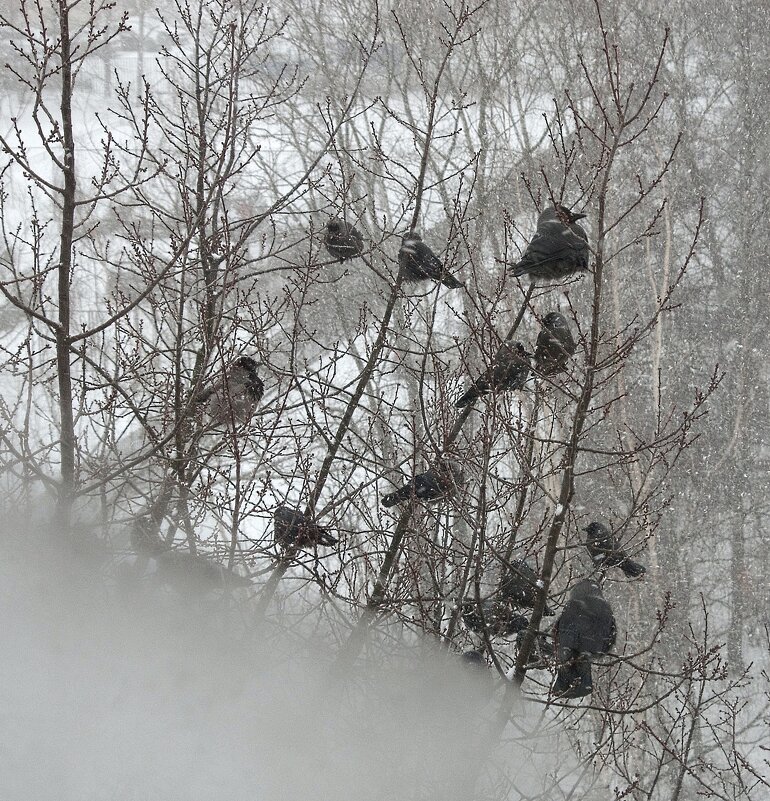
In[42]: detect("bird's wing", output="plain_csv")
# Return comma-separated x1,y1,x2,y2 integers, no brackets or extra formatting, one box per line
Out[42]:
582,602,615,653
554,604,588,650
415,470,449,499
520,225,588,267
416,242,444,277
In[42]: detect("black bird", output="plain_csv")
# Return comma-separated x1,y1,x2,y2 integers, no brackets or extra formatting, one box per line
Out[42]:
534,312,577,376
458,649,495,695
460,649,487,669
552,579,616,699
500,559,554,615
398,231,463,289
509,204,589,281
455,341,530,408
381,458,464,508
515,628,556,669
462,599,529,637
131,518,252,590
584,521,646,578
194,356,263,426
324,218,364,262
273,505,338,548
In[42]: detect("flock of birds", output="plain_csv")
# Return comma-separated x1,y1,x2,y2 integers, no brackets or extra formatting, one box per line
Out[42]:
461,522,644,698
131,203,647,700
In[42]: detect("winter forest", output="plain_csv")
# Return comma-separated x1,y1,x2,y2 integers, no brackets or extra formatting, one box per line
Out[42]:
1,0,769,798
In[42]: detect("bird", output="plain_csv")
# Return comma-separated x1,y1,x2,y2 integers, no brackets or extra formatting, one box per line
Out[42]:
154,549,253,590
398,231,463,289
460,649,487,669
273,505,338,548
455,341,530,408
584,521,646,578
324,218,364,262
194,356,263,426
458,650,494,696
534,312,577,375
515,628,555,670
508,204,589,281
462,598,529,637
130,516,168,558
130,518,252,591
381,458,464,508
552,579,616,699
499,559,554,615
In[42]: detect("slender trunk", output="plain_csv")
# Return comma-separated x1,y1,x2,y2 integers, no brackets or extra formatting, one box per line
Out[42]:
56,1,77,528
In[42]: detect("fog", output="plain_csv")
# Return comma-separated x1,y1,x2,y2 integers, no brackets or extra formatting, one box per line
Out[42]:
0,518,566,801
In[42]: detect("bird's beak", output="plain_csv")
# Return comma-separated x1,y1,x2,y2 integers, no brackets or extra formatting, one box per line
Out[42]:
571,212,587,221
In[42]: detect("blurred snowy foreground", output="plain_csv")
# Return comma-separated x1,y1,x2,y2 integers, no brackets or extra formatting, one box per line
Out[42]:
0,514,568,801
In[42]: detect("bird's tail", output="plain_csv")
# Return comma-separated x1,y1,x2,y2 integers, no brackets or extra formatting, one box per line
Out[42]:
553,655,593,699
381,485,413,508
441,273,464,290
455,386,479,409
316,529,338,547
508,262,527,278
621,559,646,578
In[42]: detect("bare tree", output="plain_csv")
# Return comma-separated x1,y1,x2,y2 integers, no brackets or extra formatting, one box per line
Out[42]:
1,0,768,799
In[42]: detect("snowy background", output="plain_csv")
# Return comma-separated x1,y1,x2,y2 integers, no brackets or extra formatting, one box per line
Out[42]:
0,0,768,798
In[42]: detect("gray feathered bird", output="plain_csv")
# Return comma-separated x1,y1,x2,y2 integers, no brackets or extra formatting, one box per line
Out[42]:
131,518,252,591
273,505,338,548
500,559,554,615
398,231,463,289
552,579,616,699
462,598,529,637
381,458,464,508
194,356,263,426
584,521,646,578
509,205,589,281
455,341,530,408
324,218,364,262
534,312,577,375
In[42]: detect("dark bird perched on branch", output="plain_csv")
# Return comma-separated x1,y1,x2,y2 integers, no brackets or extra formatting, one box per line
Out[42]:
515,628,555,670
381,458,464,508
455,341,530,408
508,205,589,281
273,505,338,548
534,312,577,375
460,649,487,668
500,559,554,615
324,218,364,262
194,356,263,426
552,579,616,699
398,231,463,289
130,518,252,591
462,599,529,637
584,521,646,578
